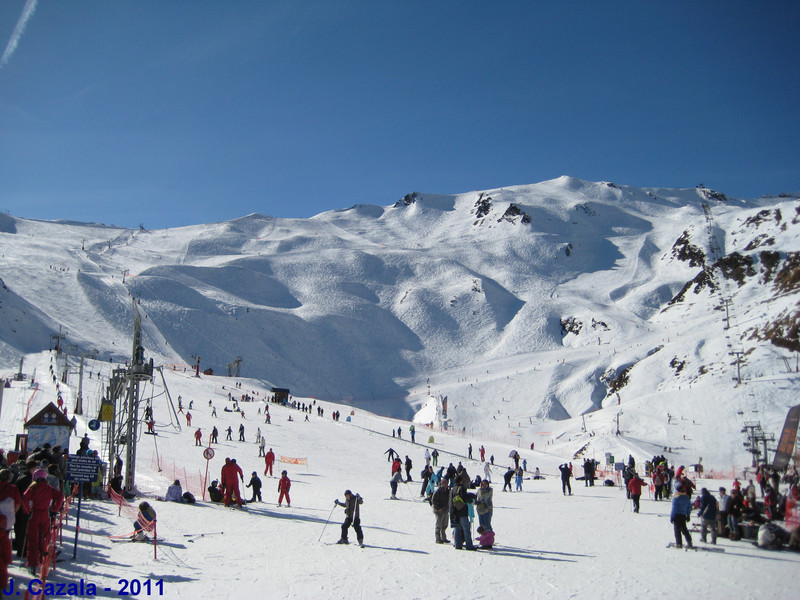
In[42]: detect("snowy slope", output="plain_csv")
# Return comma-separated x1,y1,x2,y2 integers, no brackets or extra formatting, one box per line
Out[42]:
0,177,798,472
1,351,798,599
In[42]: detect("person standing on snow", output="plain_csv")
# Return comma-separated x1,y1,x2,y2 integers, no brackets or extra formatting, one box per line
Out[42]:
390,469,403,499
698,487,718,544
264,448,275,476
225,426,233,441
22,470,64,573
211,426,219,444
627,472,645,513
502,467,515,492
247,472,262,503
194,428,203,446
449,474,476,550
479,445,485,462
221,458,244,507
483,462,492,483
238,424,245,442
670,485,693,548
405,456,413,482
558,463,573,496
334,490,364,546
431,478,450,544
277,470,291,507
424,448,431,466
475,478,493,532
515,466,524,492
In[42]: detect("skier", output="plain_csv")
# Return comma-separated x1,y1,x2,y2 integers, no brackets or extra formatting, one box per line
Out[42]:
221,458,244,507
132,502,156,542
186,411,192,426
247,472,263,503
238,424,245,442
503,467,515,492
211,426,219,444
670,485,693,548
23,470,64,572
334,490,364,546
226,426,233,441
212,406,217,418
264,448,275,476
207,480,224,503
194,428,203,446
390,469,402,499
558,463,573,496
278,470,291,507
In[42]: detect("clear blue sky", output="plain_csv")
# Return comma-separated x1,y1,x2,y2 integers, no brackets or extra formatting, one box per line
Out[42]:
1,1,798,229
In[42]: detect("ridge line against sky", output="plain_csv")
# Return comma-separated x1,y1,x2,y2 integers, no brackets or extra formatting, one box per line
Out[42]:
1,1,798,230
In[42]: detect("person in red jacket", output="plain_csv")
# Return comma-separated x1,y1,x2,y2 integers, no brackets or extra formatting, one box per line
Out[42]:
221,458,244,507
194,428,203,446
264,449,275,477
22,470,63,574
627,473,646,513
278,471,291,507
0,469,24,535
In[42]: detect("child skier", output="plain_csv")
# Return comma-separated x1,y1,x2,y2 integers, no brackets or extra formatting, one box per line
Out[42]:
247,472,263,503
278,470,291,507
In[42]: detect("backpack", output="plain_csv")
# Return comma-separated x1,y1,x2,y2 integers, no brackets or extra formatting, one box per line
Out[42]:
452,495,465,510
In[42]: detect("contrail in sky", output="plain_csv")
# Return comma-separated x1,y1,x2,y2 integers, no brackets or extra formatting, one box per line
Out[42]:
1,0,39,70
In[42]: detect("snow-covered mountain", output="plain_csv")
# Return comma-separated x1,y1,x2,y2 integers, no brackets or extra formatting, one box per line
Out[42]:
1,177,798,469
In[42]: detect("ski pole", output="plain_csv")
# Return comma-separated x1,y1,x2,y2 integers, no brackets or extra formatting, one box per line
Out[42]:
318,503,337,542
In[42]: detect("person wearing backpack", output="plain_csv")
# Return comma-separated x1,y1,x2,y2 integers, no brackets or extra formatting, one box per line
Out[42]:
450,474,476,550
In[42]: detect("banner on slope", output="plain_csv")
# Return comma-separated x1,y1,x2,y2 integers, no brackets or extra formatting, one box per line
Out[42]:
772,404,800,471
280,456,308,465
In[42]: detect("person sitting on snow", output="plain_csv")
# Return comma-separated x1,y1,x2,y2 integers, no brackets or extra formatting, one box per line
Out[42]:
164,479,184,502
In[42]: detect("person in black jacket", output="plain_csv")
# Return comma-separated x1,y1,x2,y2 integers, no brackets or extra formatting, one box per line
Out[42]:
334,490,364,546
247,472,262,503
698,487,718,544
449,475,476,550
431,479,450,544
207,480,224,503
558,463,573,496
503,467,515,492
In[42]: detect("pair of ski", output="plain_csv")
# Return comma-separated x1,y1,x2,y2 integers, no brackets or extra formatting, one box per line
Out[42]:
666,542,724,552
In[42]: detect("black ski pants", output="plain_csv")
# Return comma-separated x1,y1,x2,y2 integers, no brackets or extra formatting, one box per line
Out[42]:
341,516,363,543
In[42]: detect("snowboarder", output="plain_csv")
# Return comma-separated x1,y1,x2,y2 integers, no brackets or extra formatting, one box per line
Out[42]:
278,470,291,506
247,472,263,503
334,490,364,546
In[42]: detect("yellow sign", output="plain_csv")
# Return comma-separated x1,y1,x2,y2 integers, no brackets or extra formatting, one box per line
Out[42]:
100,402,115,422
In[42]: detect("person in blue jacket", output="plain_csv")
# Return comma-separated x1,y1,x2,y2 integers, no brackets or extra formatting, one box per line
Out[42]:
670,485,693,548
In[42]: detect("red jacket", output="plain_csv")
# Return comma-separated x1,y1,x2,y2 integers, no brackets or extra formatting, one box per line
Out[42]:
278,476,291,492
627,476,645,496
23,481,64,514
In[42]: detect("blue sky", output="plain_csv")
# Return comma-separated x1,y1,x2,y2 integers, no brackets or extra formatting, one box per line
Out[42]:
1,1,798,229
